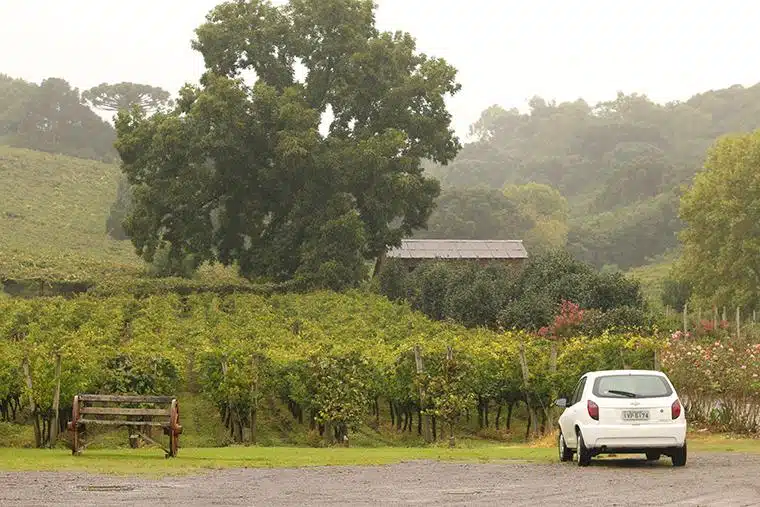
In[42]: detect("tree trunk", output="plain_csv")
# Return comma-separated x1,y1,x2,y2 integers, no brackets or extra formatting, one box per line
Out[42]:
323,420,334,445
506,402,514,430
517,338,540,438
389,401,395,427
414,346,432,443
50,354,62,447
22,356,41,448
495,404,502,430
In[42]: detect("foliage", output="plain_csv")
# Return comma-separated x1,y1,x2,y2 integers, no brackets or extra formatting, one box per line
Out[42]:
428,84,760,269
377,250,647,331
0,291,668,447
661,276,692,313
415,184,569,254
0,75,117,162
679,129,760,310
114,0,461,289
105,175,133,241
663,336,760,433
83,82,173,114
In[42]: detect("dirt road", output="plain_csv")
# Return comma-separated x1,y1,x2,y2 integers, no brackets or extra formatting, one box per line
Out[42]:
2,453,760,506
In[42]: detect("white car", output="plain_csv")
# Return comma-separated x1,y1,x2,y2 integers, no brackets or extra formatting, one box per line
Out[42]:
555,369,687,467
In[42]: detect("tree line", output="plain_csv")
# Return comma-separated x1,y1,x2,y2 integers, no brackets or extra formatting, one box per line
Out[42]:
0,74,171,163
428,86,760,270
375,250,647,332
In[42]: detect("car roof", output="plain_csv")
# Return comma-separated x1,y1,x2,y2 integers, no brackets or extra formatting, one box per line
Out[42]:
582,369,666,379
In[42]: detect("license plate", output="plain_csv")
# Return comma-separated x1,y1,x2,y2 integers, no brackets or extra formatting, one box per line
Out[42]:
622,410,649,421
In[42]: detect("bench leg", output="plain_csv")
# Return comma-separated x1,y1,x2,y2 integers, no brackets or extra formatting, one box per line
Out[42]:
71,425,80,456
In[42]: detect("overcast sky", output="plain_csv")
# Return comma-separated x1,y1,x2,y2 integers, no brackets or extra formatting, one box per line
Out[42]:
3,0,760,139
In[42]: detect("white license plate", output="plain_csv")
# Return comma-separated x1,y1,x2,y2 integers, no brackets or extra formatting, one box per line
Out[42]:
622,410,650,421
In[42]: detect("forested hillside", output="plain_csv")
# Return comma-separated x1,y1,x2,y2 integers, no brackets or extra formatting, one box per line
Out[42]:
426,85,760,270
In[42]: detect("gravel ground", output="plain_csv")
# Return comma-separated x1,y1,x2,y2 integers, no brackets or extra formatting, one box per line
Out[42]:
2,453,760,506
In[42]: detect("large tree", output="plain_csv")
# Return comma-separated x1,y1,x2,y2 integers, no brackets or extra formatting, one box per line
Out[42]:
114,0,461,287
6,77,116,161
679,129,760,309
83,82,172,114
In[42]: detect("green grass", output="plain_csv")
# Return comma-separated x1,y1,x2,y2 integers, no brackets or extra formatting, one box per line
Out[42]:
0,445,556,476
0,145,143,282
0,146,255,289
1,434,759,477
627,252,677,304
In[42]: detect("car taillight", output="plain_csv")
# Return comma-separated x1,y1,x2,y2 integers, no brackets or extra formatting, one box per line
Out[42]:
672,399,682,419
587,400,599,421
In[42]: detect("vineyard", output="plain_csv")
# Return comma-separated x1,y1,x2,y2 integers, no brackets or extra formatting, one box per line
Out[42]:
3,290,755,450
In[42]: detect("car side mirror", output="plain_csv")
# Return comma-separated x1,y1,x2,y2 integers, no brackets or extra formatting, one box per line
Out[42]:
554,398,568,408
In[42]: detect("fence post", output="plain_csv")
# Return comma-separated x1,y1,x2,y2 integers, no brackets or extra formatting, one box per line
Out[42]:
414,345,432,444
653,349,660,371
736,306,741,341
683,302,688,333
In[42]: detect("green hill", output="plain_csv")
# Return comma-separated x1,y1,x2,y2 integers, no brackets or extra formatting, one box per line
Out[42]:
0,146,143,284
0,146,278,295
428,83,760,271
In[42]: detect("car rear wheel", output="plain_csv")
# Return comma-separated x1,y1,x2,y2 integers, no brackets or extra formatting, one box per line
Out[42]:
576,430,591,467
671,442,687,467
558,432,573,462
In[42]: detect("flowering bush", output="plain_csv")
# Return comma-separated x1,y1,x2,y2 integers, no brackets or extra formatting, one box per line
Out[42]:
662,338,760,433
538,300,585,340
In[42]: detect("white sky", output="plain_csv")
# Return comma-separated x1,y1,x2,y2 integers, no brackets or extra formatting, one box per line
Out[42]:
3,0,760,139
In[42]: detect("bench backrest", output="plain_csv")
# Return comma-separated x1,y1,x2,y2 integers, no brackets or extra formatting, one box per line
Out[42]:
73,394,176,422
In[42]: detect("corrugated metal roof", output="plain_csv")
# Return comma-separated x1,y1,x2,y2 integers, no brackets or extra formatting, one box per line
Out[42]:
386,239,528,259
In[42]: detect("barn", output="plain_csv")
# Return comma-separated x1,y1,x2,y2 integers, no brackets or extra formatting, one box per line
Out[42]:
375,239,529,274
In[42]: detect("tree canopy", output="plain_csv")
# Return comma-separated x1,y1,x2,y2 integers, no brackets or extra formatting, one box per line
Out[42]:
679,129,760,309
427,85,760,270
414,183,569,254
376,249,646,331
83,82,173,114
114,0,461,287
0,75,116,162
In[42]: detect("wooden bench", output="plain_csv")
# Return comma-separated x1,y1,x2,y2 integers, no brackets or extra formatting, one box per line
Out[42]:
67,394,182,457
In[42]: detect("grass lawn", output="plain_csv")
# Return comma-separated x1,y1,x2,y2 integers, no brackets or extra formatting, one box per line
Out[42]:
0,445,556,477
1,433,759,477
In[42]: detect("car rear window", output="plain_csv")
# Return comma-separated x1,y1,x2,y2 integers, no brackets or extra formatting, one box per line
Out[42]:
592,374,673,399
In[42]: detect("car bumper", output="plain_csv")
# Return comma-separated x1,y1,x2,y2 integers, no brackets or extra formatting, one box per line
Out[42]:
581,422,687,449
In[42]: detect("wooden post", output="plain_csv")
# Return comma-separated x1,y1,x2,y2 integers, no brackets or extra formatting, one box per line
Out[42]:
653,349,660,371
697,307,702,324
414,346,432,443
50,353,62,447
722,307,727,322
736,306,741,341
517,337,539,438
249,355,258,444
446,346,455,449
713,306,718,329
683,301,688,333
753,309,756,324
